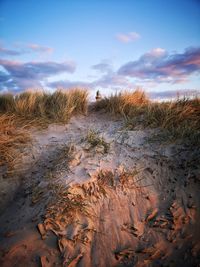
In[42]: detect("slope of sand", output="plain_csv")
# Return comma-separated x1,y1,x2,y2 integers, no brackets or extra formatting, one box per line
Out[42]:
0,111,200,267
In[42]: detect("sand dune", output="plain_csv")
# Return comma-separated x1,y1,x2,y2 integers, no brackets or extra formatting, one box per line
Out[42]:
0,111,200,267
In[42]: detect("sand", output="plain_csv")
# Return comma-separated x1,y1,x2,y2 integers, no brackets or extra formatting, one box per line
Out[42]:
0,111,200,267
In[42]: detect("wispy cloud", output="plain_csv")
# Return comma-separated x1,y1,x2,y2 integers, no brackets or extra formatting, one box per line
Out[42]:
26,43,54,53
91,72,132,89
90,61,132,88
48,69,132,91
48,47,200,94
149,89,199,100
47,80,90,89
116,32,141,43
0,43,54,58
0,45,23,56
1,46,200,95
91,62,112,73
0,59,76,91
118,47,200,83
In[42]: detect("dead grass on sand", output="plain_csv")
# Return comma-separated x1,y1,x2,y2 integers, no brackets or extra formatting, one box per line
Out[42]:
0,114,30,169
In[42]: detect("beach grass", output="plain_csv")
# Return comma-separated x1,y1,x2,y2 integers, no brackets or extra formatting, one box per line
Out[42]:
0,88,88,169
93,90,200,143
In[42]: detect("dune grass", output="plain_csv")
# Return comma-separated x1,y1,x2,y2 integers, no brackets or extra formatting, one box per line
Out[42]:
93,90,200,144
93,89,149,116
0,93,15,113
0,114,30,169
1,87,199,170
0,88,88,169
140,97,200,143
0,88,88,123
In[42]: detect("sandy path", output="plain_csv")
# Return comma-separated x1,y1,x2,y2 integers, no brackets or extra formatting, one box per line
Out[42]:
0,111,200,267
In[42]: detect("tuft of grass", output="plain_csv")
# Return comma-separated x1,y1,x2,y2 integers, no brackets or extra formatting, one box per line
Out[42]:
85,129,110,153
140,97,200,143
14,91,49,119
0,114,30,169
0,88,88,123
0,93,15,113
94,90,200,144
45,89,88,122
93,89,149,118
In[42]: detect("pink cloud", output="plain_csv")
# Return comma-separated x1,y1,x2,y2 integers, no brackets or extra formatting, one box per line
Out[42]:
0,58,76,91
27,43,54,53
116,32,141,43
118,46,200,83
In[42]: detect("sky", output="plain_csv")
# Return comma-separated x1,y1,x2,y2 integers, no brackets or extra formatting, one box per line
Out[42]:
0,0,200,99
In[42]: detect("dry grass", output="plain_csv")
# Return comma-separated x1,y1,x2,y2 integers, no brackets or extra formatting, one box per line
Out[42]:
97,169,114,187
0,88,88,170
0,88,88,123
85,129,110,153
140,97,200,143
129,97,200,144
93,89,149,117
94,90,200,144
0,93,15,113
45,89,88,122
0,114,30,169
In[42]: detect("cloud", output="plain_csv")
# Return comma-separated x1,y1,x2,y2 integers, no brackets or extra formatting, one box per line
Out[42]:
26,43,54,53
48,72,133,91
149,89,199,100
0,59,76,91
91,72,132,89
47,59,133,91
116,32,141,43
47,80,90,89
118,47,200,83
0,45,23,56
91,62,112,73
90,60,133,88
0,43,54,58
2,46,200,94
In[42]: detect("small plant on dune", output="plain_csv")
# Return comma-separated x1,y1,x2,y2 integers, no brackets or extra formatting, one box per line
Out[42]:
85,129,110,153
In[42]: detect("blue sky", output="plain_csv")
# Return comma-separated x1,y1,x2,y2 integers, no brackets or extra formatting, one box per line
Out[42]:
0,0,200,99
